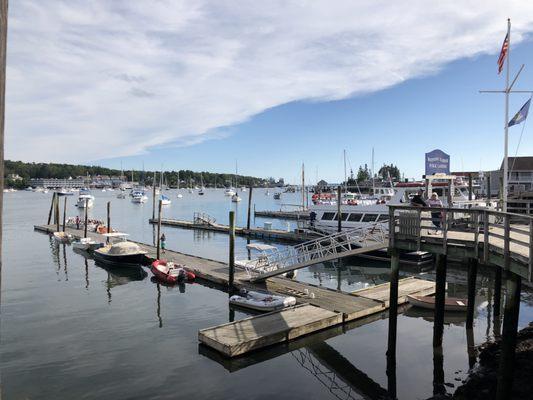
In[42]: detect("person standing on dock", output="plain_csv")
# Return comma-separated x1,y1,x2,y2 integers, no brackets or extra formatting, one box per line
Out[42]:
75,215,80,230
427,193,443,234
160,233,166,254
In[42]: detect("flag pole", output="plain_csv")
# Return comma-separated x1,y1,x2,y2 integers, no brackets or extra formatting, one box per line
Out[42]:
503,18,511,212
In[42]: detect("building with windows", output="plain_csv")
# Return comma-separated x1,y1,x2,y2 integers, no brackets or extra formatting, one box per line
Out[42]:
488,156,533,196
29,177,86,188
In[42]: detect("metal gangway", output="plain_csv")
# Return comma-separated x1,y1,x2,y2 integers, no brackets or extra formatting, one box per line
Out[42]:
193,212,216,226
246,222,388,282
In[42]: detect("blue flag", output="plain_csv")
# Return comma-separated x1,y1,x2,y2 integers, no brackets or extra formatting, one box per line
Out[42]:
508,99,531,127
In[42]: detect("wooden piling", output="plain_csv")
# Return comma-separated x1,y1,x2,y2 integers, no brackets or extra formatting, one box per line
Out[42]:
466,258,478,329
337,186,342,233
55,195,60,232
466,328,476,369
228,211,235,292
494,268,502,317
433,345,445,396
468,173,473,201
47,192,56,225
62,196,67,231
106,201,111,243
387,248,400,357
486,172,491,206
496,272,522,400
246,187,253,230
156,200,162,260
83,198,88,238
152,176,157,221
433,254,447,347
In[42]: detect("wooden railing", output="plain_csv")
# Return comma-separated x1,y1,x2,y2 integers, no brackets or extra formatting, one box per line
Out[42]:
388,205,532,282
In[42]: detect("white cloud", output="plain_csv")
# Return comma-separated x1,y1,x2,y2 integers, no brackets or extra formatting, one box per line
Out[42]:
6,0,533,162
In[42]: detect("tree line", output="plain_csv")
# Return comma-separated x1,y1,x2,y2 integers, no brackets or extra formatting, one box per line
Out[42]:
3,160,274,188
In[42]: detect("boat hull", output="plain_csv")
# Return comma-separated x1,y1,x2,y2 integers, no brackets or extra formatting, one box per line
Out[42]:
93,251,146,268
407,295,467,312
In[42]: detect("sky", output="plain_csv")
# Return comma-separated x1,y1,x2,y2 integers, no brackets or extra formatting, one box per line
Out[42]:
6,1,533,183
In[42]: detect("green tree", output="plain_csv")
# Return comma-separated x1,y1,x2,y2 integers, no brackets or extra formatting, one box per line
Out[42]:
356,164,370,182
378,164,401,181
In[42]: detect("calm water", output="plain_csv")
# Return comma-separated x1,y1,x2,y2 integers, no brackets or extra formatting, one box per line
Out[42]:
2,189,533,400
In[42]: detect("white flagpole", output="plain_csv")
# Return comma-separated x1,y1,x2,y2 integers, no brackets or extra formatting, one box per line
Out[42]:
503,18,511,212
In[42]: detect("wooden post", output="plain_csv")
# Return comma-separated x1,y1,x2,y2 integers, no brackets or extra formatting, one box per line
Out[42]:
55,195,60,232
0,0,7,295
152,177,157,221
496,273,522,400
106,201,111,243
47,192,56,225
468,173,473,201
83,198,88,238
433,254,447,347
62,196,67,232
156,200,162,259
387,248,400,358
228,211,235,292
494,268,502,317
337,185,342,232
466,328,476,369
486,172,491,206
466,258,478,329
246,186,253,230
433,345,445,396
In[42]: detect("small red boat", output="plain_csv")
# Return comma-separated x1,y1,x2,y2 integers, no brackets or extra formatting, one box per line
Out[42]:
151,260,195,284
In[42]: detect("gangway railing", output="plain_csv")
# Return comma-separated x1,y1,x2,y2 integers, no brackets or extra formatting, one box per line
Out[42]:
193,212,216,226
245,222,388,281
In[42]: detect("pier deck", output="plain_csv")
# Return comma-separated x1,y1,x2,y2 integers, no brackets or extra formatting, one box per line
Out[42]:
254,209,309,220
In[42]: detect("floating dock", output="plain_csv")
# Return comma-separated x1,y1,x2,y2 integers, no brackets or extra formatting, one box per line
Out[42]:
148,217,320,242
254,210,309,220
34,224,435,358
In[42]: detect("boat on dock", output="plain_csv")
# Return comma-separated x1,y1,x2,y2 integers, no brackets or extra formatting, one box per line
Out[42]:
229,289,296,312
407,294,467,312
150,260,195,284
93,234,147,267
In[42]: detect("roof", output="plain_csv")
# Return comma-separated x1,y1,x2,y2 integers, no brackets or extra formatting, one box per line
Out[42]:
500,157,533,171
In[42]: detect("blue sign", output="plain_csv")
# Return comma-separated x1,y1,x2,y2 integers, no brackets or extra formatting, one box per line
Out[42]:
425,149,450,175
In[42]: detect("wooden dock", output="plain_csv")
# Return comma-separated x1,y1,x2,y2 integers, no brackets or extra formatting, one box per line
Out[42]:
199,277,435,357
34,223,434,358
148,217,320,243
254,209,310,220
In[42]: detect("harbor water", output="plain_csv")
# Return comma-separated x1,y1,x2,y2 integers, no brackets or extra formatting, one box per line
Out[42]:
2,189,533,399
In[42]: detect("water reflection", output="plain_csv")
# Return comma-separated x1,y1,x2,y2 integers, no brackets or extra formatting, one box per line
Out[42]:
94,261,147,304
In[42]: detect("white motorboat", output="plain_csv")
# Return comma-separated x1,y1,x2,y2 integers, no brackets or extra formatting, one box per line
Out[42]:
231,194,241,202
131,190,148,203
53,231,72,243
229,289,296,312
76,189,95,208
177,193,183,198
407,294,467,312
241,187,247,192
72,237,104,252
93,234,147,267
224,188,236,196
160,194,171,205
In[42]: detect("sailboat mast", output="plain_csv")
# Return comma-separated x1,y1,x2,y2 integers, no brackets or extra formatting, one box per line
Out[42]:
371,147,375,195
301,163,305,211
343,149,347,193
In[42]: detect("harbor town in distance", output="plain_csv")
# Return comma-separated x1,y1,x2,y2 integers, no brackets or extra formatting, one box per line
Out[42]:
2,3,533,400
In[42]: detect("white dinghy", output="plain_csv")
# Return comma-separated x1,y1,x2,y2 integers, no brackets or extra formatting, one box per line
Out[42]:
229,289,296,312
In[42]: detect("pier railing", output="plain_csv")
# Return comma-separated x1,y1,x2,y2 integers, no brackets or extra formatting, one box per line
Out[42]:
193,212,216,225
388,205,533,282
244,222,387,279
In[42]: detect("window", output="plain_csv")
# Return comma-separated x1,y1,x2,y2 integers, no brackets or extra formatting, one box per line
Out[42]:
321,212,336,221
336,213,349,221
362,214,378,222
347,213,362,222
377,214,389,221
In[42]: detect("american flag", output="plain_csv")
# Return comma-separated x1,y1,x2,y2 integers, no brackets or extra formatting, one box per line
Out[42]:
498,32,509,74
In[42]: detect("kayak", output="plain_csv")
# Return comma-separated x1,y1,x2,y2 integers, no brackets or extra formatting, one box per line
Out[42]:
407,294,467,312
151,260,195,284
229,289,296,312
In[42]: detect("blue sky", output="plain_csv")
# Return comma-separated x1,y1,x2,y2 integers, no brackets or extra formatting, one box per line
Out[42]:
6,1,533,184
99,39,533,183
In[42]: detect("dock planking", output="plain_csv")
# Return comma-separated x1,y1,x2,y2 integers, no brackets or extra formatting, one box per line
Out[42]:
198,304,342,357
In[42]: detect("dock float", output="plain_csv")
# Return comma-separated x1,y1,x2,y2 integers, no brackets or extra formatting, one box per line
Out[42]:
254,210,310,220
199,277,436,357
148,217,320,242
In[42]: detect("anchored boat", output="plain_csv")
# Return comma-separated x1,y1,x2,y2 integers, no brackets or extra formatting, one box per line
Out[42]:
72,237,104,252
93,234,147,267
407,294,467,312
